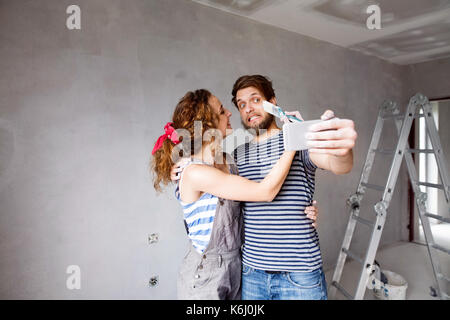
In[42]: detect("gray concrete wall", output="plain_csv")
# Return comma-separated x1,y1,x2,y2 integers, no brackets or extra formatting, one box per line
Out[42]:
407,57,450,100
0,0,417,299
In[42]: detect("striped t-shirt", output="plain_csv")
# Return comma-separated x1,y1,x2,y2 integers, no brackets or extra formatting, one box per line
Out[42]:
175,160,218,254
232,130,323,272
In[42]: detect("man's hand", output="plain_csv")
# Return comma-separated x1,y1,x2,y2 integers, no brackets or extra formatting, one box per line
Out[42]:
306,110,357,157
170,158,190,182
305,200,319,228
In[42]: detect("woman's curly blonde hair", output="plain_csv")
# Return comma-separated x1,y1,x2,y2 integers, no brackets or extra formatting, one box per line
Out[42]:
150,89,219,192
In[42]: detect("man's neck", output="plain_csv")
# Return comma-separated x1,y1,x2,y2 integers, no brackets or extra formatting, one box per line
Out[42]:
253,120,280,143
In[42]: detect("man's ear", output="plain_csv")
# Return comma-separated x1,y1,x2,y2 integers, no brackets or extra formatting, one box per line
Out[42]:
269,97,277,106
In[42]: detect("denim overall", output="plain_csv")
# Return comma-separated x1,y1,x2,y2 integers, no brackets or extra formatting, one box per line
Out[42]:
176,161,243,300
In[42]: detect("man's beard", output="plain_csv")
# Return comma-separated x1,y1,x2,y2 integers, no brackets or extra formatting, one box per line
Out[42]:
241,113,275,136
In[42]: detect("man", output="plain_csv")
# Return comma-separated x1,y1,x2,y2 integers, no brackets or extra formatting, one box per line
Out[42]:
230,75,356,300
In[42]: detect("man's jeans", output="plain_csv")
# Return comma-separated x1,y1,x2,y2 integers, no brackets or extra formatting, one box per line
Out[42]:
241,265,328,300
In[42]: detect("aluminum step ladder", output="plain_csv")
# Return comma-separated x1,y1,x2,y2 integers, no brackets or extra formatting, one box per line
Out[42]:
329,93,450,300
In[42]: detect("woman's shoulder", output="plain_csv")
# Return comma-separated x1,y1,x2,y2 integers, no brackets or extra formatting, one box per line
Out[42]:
182,162,216,182
180,154,237,181
178,162,214,203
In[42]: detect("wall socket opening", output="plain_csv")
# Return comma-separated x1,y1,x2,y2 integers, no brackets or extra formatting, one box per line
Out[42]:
148,233,159,244
149,276,159,287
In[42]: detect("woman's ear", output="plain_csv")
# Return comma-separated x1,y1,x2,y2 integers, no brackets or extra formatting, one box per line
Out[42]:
269,97,277,106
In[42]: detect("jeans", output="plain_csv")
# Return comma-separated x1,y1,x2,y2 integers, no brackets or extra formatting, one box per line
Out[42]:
241,265,328,300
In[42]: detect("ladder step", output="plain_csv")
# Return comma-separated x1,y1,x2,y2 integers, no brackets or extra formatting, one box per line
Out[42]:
342,248,364,265
352,214,375,227
432,244,450,255
424,212,450,224
381,113,424,120
381,114,404,120
417,181,444,190
331,281,354,300
361,182,385,191
408,148,435,154
372,148,395,155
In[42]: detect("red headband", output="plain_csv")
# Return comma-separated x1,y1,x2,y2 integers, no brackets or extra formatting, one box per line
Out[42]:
151,122,180,155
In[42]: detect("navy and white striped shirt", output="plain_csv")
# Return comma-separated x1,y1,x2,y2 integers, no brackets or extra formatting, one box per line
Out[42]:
232,130,323,272
175,159,218,254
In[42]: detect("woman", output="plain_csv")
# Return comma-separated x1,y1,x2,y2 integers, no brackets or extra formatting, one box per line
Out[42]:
150,89,318,299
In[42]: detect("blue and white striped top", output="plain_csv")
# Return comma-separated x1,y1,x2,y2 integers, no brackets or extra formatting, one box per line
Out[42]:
175,159,218,254
232,130,323,272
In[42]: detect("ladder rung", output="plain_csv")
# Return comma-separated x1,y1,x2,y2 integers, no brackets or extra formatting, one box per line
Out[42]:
381,113,424,120
424,212,450,224
372,148,395,155
417,182,444,190
331,281,354,300
342,248,363,265
352,214,375,228
361,182,385,191
408,148,435,154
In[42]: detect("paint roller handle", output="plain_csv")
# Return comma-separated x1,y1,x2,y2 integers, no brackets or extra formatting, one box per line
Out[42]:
286,114,302,122
283,110,304,123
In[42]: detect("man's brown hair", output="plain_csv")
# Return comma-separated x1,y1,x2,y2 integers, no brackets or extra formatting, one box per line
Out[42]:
231,75,276,109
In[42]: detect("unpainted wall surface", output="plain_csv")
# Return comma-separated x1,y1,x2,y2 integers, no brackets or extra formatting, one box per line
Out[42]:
0,0,419,298
407,57,450,100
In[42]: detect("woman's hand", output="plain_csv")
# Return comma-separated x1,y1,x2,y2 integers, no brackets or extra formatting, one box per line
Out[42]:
305,200,319,228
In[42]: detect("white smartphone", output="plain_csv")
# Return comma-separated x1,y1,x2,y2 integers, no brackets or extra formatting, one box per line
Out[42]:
282,120,322,151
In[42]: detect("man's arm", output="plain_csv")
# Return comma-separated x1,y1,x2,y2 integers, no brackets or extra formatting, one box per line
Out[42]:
306,110,357,175
309,149,353,174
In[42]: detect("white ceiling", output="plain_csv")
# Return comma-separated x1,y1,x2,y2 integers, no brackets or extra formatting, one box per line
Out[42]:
192,0,450,65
